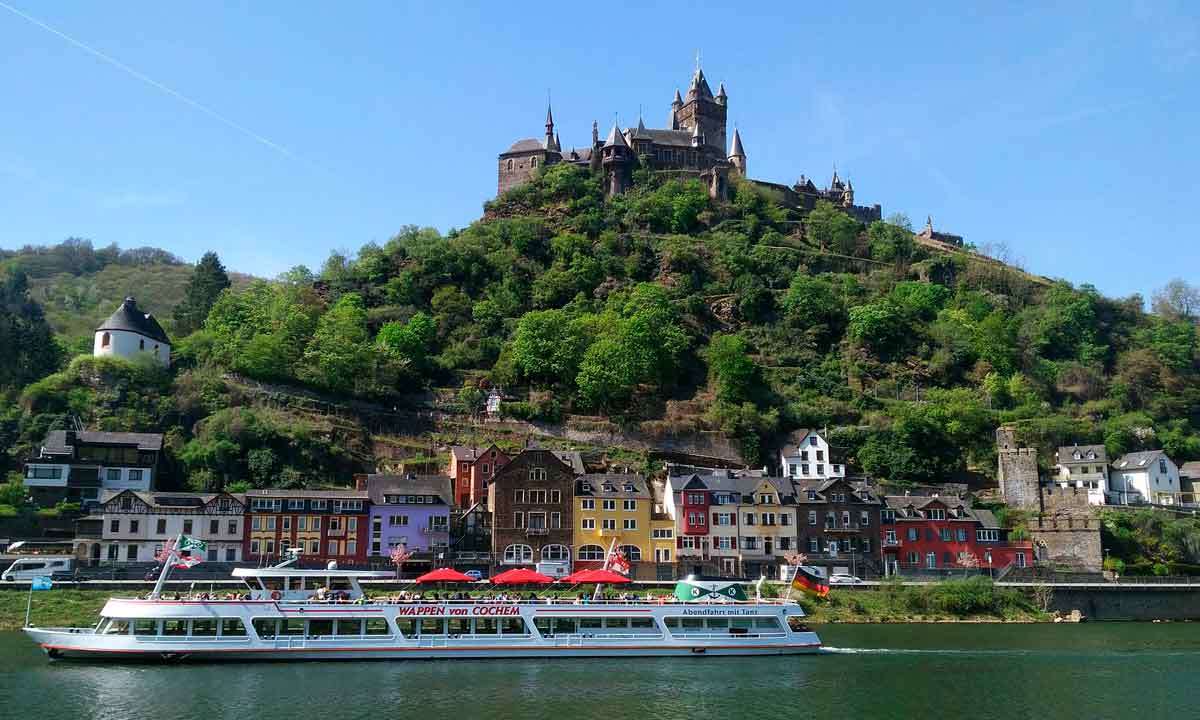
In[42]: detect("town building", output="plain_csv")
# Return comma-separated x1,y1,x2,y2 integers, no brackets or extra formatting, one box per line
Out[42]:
93,296,171,366
448,444,510,510
1053,444,1109,505
361,473,452,565
94,489,245,564
497,64,881,223
242,489,369,567
914,215,965,248
573,473,652,578
23,429,163,508
1110,450,1181,505
1181,461,1200,506
734,477,798,580
880,495,1032,575
780,429,845,483
795,478,883,579
488,449,575,571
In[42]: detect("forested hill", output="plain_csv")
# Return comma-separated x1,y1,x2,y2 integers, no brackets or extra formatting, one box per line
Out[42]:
0,239,253,344
1,165,1198,494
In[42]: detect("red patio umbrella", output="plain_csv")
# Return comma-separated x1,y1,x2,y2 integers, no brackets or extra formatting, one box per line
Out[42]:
561,568,632,585
414,567,476,583
490,568,554,585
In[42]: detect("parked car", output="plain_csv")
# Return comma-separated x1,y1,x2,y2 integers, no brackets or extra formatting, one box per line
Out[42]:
464,570,487,581
829,573,865,585
2,556,74,581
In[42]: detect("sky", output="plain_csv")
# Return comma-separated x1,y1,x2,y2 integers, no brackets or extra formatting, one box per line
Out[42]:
0,1,1197,300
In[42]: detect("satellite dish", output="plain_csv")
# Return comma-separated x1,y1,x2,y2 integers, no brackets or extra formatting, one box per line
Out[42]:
326,560,338,570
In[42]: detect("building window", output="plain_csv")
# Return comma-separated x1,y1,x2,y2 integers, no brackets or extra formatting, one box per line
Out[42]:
926,552,937,569
228,520,237,534
250,540,260,555
862,538,871,553
506,159,513,171
503,544,533,564
808,537,819,552
266,540,275,554
929,508,946,520
126,545,137,561
1015,552,1027,568
347,540,356,556
329,518,341,531
619,545,642,562
656,548,672,563
623,499,636,511
550,489,561,504
515,490,526,504
328,540,339,556
282,517,291,531
550,512,561,529
128,469,143,484
582,517,595,529
939,528,951,542
310,540,319,553
129,520,138,533
389,515,409,527
602,518,616,530
907,528,918,542
514,511,524,528
528,468,547,482
288,500,304,510
225,548,236,562
652,528,673,539
541,544,569,562
110,519,120,533
101,332,111,348
156,519,167,534
210,519,219,535
106,469,121,483
602,499,616,511
311,518,320,531
348,518,357,531
581,499,595,510
578,544,604,561
251,517,261,531
956,528,967,542
623,518,637,530
977,529,999,542
267,516,277,530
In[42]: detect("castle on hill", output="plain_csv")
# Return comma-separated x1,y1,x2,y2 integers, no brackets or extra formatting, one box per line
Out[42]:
497,64,883,225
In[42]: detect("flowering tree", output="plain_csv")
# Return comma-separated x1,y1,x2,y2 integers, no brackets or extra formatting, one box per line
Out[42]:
957,551,980,577
155,538,178,565
390,544,413,579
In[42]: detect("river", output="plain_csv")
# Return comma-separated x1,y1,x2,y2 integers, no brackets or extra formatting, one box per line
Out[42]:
1,624,1195,719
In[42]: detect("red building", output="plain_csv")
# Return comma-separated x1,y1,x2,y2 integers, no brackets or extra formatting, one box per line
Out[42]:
880,495,1032,575
243,489,370,568
448,445,510,510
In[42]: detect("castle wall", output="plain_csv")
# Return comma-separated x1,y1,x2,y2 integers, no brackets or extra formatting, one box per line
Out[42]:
498,151,553,195
93,329,170,367
998,447,1039,510
1030,520,1103,572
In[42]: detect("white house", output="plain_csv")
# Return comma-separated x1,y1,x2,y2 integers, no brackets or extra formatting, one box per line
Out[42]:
1110,450,1180,505
93,296,171,367
96,490,246,564
23,430,162,508
1054,443,1109,505
780,429,845,482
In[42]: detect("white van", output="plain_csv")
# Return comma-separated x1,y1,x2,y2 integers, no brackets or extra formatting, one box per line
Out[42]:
1,556,74,581
536,561,571,579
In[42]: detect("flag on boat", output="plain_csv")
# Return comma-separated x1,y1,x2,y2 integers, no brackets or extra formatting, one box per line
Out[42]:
605,548,631,576
174,536,207,568
30,576,52,591
790,565,830,598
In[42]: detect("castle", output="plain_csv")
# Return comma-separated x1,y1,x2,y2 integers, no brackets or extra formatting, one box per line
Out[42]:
497,65,882,224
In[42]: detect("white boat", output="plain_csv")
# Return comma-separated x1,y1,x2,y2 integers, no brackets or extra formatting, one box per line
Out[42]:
24,563,822,662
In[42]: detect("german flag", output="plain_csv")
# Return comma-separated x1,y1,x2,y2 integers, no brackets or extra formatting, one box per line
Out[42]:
791,565,830,598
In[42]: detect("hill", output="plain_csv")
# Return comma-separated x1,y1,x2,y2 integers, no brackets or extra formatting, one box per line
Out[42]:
1,165,1198,493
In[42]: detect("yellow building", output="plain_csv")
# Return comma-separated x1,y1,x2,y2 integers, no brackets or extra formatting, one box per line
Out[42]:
735,478,798,579
573,474,653,578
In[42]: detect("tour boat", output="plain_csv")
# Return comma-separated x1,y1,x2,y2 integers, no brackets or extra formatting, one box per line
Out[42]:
23,551,821,662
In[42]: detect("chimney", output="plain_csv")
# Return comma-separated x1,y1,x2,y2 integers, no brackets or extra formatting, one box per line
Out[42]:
353,473,369,491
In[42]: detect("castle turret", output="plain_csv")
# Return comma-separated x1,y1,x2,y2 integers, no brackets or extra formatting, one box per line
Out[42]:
843,179,854,206
94,296,171,366
690,121,704,148
601,121,633,195
544,103,555,150
715,82,727,106
728,126,746,176
670,89,682,130
673,64,727,154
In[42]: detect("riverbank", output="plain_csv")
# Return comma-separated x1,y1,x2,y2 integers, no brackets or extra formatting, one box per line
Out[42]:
0,578,1048,630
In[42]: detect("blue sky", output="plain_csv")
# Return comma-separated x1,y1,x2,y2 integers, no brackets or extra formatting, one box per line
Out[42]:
0,1,1197,300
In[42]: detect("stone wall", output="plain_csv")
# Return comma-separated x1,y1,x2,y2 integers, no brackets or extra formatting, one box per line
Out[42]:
1047,585,1200,620
1030,519,1103,572
999,447,1040,509
1040,486,1092,513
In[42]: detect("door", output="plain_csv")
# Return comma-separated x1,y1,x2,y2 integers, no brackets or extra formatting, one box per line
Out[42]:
721,558,736,576
925,552,937,569
764,537,774,555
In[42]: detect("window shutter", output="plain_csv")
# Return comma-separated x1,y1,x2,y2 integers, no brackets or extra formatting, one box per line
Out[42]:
730,537,737,549
676,536,683,549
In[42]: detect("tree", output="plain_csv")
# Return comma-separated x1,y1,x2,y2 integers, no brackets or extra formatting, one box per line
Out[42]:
847,300,908,358
298,294,372,393
376,312,437,376
173,251,231,335
1152,279,1200,321
805,201,862,256
0,269,61,389
706,334,758,403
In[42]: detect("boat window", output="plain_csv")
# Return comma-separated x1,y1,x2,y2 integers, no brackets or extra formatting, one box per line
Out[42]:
475,617,498,634
629,617,656,632
664,617,680,629
252,619,280,639
420,618,445,636
753,617,781,630
221,619,246,637
192,619,217,636
730,618,754,629
102,619,131,635
706,618,729,629
260,578,282,591
394,618,416,637
308,619,334,637
681,618,705,630
602,618,629,629
533,617,553,636
447,617,471,636
579,617,602,630
500,618,527,635
552,618,576,635
336,619,362,636
162,620,188,636
287,577,304,592
365,618,391,635
134,619,158,636
281,619,305,636
330,577,353,591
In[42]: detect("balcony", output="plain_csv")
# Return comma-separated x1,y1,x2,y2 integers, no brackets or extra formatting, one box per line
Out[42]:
825,523,863,533
599,528,622,537
883,537,902,547
421,525,450,536
525,527,549,536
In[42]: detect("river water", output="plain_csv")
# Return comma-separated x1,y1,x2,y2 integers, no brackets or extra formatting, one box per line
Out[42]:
1,624,1195,719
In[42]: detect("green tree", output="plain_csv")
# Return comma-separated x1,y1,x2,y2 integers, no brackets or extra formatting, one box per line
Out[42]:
847,300,908,358
706,333,758,403
298,294,372,393
173,251,231,335
806,201,862,256
0,269,61,389
376,312,437,376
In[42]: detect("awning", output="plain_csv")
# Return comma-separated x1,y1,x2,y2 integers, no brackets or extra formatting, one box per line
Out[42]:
561,568,632,584
490,568,553,585
413,567,476,583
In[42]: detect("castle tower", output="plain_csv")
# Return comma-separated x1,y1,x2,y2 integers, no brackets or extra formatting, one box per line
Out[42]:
544,103,555,150
715,81,727,106
996,425,1040,510
670,89,682,130
94,296,171,367
673,66,727,154
728,127,746,176
601,121,633,195
590,120,602,174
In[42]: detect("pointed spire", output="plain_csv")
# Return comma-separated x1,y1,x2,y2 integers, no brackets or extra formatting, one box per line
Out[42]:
592,120,599,145
716,82,727,100
673,88,683,106
729,127,745,157
545,102,554,128
544,98,555,150
604,120,629,149
926,215,934,232
554,132,561,152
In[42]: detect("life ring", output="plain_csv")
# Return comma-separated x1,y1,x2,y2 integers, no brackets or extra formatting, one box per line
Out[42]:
270,590,282,601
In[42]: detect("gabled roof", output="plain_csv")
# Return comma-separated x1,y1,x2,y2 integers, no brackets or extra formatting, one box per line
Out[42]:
502,138,545,155
1056,444,1108,464
632,128,694,148
244,488,368,499
576,474,648,498
365,474,452,505
794,478,879,505
42,429,164,455
1113,450,1169,470
96,297,169,344
883,495,978,520
550,450,586,474
100,489,244,509
450,444,503,465
688,67,714,100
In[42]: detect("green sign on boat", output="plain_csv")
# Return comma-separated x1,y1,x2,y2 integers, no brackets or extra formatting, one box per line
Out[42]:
673,579,748,603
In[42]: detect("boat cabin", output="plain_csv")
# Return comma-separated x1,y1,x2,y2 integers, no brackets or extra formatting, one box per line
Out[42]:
230,568,393,603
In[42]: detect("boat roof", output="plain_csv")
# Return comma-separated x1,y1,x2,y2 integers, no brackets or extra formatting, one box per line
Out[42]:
231,568,395,579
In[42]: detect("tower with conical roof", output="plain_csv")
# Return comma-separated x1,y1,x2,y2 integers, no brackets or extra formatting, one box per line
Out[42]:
94,296,171,366
728,127,746,176
544,103,555,150
673,64,727,154
601,121,633,195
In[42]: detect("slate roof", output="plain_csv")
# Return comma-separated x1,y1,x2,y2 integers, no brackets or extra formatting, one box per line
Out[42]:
883,495,982,521
550,450,585,474
1056,444,1108,464
244,488,368,499
95,297,169,344
364,474,453,505
1113,450,1169,471
100,489,244,509
634,128,694,147
666,472,794,502
42,430,164,455
1180,461,1200,479
794,478,879,504
575,474,649,498
729,127,745,157
502,138,545,154
604,122,629,149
